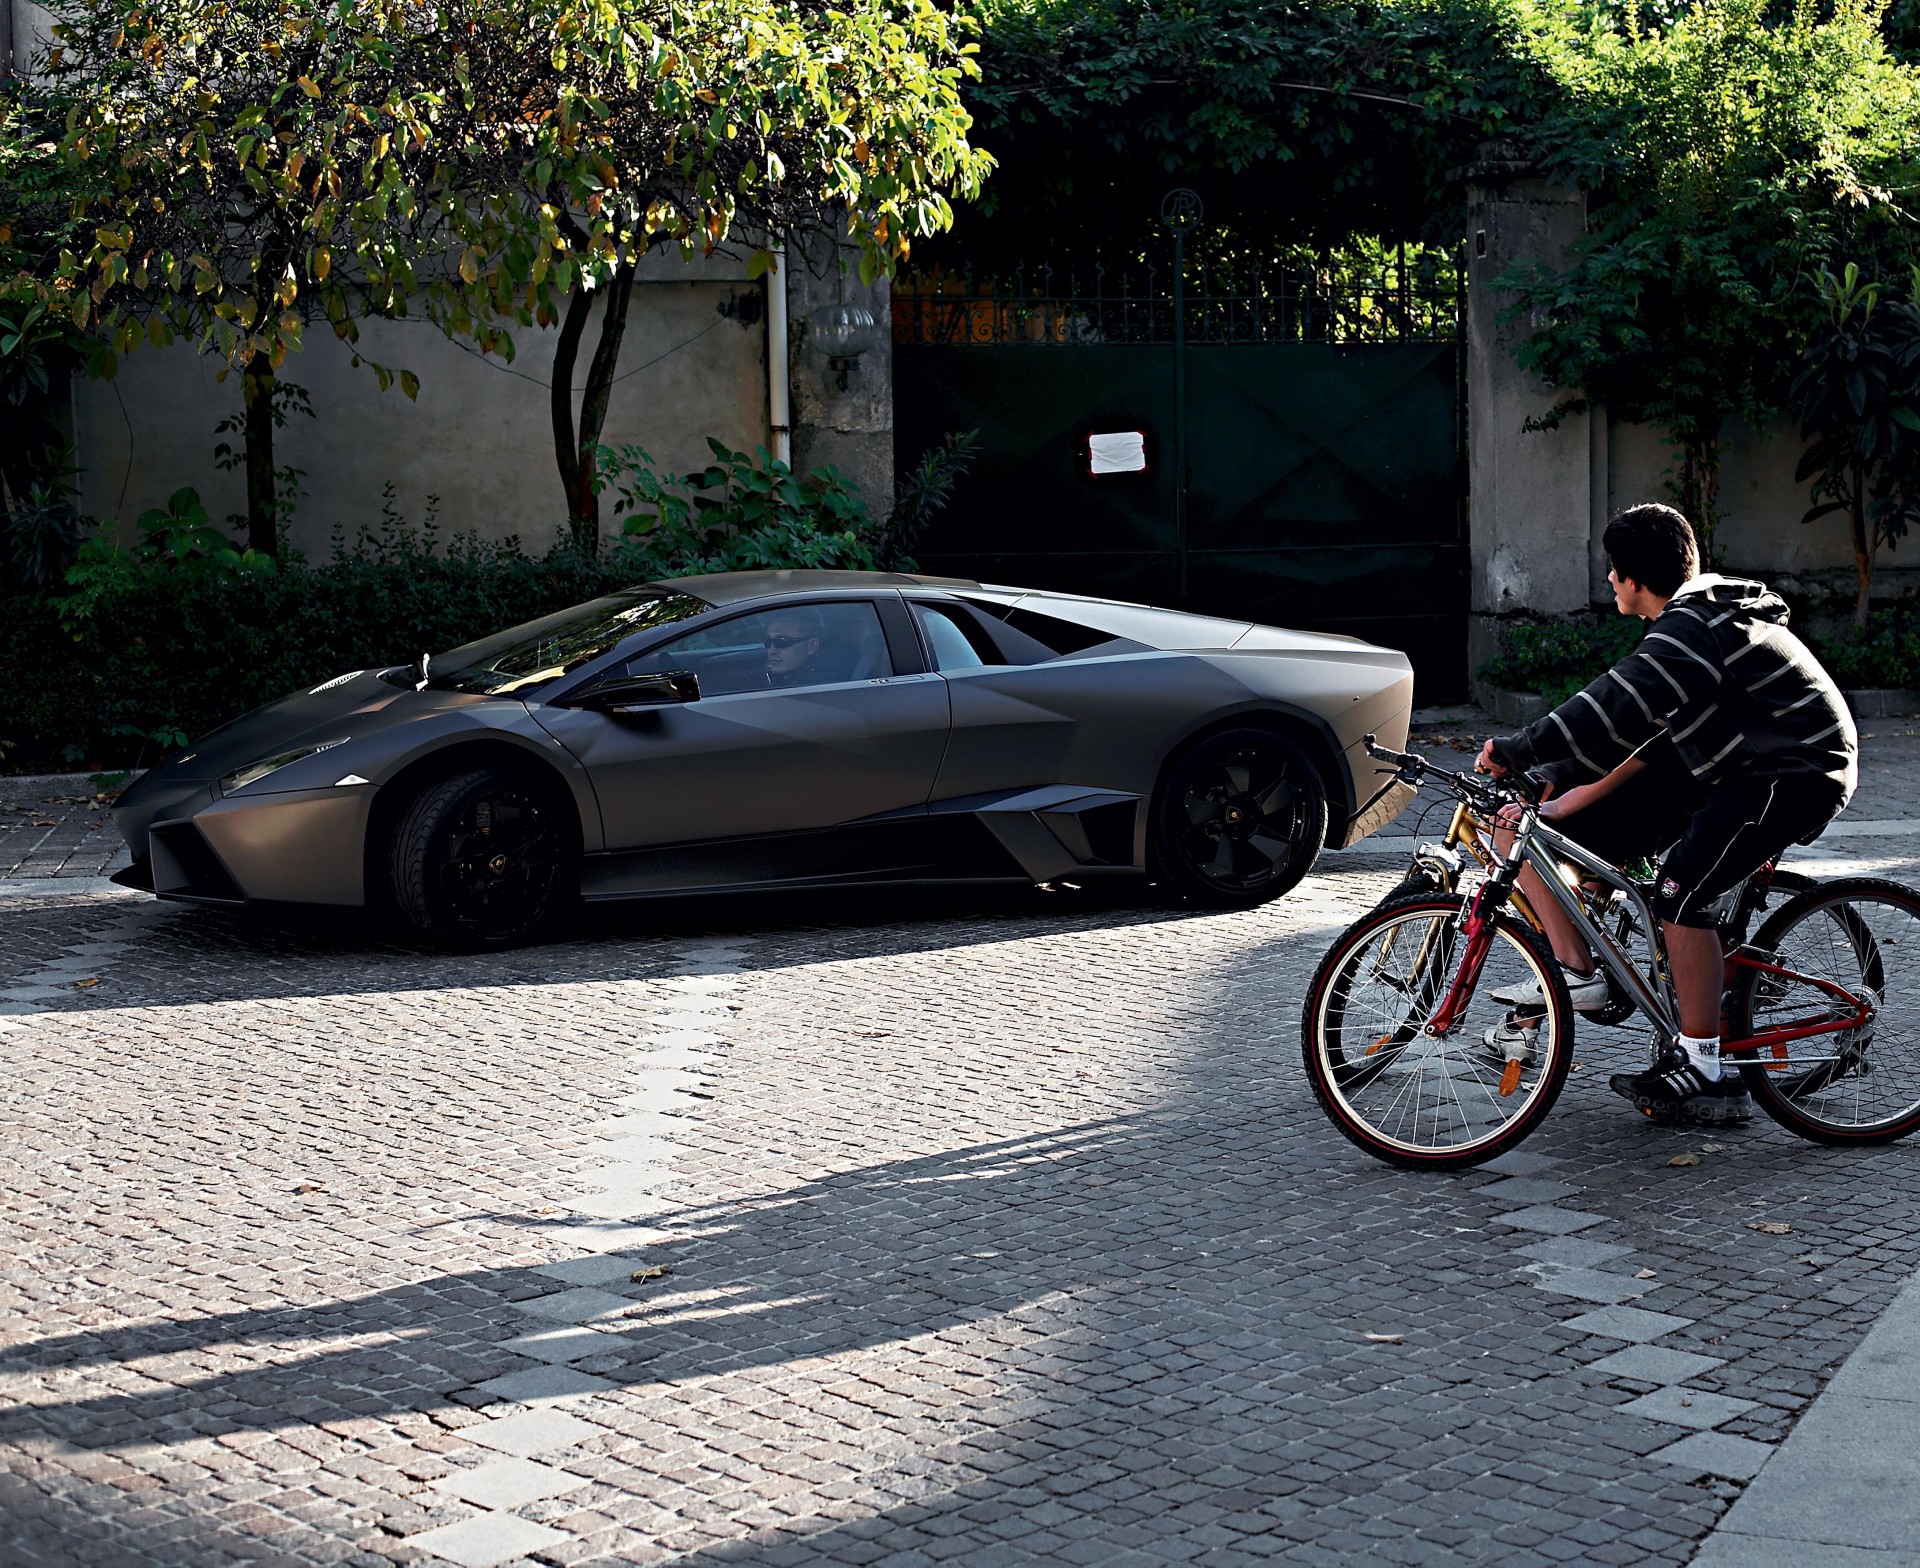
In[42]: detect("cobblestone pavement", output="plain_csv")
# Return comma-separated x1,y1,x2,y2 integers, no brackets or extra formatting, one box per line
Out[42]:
0,773,124,880
4,733,1920,1568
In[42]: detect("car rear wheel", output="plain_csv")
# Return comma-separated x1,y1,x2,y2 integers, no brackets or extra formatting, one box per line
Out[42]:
1151,727,1327,908
388,768,577,949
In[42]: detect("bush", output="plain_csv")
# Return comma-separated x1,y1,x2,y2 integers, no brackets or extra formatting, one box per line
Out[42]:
1813,605,1920,689
0,473,888,772
1478,614,1645,705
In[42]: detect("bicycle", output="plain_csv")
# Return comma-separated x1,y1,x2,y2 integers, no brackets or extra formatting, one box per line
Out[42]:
1302,738,1920,1169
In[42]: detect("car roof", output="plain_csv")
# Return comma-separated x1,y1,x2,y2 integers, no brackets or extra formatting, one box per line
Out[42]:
652,569,981,605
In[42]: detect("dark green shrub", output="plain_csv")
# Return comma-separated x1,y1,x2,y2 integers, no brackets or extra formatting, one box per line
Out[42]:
1478,615,1645,706
1,474,889,771
1813,605,1920,689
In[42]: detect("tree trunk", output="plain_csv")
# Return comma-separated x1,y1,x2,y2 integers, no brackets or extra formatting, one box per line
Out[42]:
550,287,596,552
548,265,639,556
573,264,636,544
1852,456,1873,628
242,353,278,555
1678,432,1721,567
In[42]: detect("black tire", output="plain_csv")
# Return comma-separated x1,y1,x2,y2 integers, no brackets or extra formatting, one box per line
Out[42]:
1302,894,1575,1171
1151,727,1328,908
387,767,578,950
1727,875,1920,1146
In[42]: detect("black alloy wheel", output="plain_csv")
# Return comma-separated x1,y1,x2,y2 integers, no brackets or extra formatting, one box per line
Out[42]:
389,767,576,948
1152,727,1328,908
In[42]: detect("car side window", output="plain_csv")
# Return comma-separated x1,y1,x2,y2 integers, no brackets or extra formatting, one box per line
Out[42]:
624,601,892,697
912,604,1003,671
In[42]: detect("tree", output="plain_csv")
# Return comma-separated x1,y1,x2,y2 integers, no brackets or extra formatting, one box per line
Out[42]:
30,0,991,554
1502,0,1920,557
1789,263,1920,625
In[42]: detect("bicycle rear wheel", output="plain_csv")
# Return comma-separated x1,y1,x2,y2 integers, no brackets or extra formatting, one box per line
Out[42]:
1302,894,1575,1170
1726,876,1920,1145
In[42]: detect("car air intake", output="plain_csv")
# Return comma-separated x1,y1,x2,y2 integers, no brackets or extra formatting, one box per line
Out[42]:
147,822,245,903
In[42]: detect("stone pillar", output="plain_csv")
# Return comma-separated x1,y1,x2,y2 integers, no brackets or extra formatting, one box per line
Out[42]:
785,229,893,514
1464,154,1594,682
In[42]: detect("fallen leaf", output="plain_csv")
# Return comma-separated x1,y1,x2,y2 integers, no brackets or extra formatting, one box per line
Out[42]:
1634,1268,1657,1279
293,1182,323,1194
536,1206,559,1215
630,1265,671,1282
1364,1332,1405,1344
1796,1255,1831,1269
1701,1142,1725,1153
1748,1220,1792,1235
72,978,99,988
32,820,57,827
1668,1153,1700,1167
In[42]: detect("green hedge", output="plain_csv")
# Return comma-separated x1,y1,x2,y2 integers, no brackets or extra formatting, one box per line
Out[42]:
0,549,651,771
1477,614,1646,706
3,444,900,773
1812,607,1920,690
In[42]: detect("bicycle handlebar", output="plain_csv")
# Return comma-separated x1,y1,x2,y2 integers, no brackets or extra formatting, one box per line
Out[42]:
1362,734,1546,810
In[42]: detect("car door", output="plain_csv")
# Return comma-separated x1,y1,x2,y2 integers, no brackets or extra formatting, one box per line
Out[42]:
534,597,950,868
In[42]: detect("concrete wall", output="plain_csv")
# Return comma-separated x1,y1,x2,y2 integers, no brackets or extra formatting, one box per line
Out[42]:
1464,164,1595,675
73,248,773,558
1465,157,1913,650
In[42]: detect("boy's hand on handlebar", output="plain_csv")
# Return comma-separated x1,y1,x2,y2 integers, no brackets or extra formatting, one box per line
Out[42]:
1475,739,1507,778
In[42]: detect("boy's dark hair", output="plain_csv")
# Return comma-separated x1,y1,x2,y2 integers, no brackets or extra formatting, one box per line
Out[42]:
1603,504,1700,597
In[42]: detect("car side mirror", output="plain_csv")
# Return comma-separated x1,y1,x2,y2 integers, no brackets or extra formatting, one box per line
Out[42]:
566,670,700,712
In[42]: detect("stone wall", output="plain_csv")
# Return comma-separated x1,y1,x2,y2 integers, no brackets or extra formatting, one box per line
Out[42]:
1466,159,1910,666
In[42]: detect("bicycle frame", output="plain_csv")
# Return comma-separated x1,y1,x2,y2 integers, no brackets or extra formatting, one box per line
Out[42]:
1464,804,1871,1062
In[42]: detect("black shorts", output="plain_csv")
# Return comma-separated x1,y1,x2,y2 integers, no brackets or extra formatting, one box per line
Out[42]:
1551,749,1844,929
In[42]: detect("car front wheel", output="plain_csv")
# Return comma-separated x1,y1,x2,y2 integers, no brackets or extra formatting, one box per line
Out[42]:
388,768,577,948
1151,727,1328,908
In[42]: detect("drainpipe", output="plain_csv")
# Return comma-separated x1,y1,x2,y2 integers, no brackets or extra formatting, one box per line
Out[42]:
767,236,792,466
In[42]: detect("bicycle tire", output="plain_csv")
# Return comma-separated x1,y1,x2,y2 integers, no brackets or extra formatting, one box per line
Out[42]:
1302,893,1576,1171
1727,875,1920,1145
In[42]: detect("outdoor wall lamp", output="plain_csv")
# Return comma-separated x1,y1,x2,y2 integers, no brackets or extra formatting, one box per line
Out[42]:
810,301,879,391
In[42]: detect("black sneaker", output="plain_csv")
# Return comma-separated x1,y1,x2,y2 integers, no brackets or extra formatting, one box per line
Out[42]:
1609,1055,1752,1125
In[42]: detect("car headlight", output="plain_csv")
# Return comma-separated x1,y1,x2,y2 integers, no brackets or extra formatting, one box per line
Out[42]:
219,739,349,794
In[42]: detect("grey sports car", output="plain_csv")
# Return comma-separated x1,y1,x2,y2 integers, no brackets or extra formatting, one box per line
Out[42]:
111,570,1416,946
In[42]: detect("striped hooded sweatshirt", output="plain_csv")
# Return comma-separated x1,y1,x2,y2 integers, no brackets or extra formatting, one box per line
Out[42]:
1491,575,1858,799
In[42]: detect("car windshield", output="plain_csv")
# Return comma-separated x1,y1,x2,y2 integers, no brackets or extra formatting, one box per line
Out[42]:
425,589,709,695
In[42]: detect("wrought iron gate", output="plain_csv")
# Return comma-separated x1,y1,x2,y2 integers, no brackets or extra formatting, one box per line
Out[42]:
892,239,1468,700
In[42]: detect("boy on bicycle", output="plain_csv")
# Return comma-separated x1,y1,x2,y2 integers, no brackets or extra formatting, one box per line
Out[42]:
1476,503,1857,1125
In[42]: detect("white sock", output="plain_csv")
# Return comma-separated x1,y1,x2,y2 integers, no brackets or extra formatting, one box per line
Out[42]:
1680,1033,1722,1082
1561,960,1598,984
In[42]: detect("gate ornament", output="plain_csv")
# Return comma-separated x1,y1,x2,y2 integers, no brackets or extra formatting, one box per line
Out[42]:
1160,188,1205,235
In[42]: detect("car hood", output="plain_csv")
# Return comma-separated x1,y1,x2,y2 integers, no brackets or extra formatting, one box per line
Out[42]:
121,670,489,794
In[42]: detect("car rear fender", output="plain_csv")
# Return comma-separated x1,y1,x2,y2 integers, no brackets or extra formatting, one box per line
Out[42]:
1148,705,1352,860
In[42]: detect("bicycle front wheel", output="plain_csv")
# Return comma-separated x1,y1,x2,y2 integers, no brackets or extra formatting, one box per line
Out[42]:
1727,876,1920,1145
1301,894,1575,1170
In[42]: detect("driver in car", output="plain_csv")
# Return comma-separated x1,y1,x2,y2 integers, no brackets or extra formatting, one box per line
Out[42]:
764,609,828,689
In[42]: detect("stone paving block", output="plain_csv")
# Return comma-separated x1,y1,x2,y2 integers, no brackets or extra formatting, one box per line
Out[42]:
565,1190,676,1220
558,1221,676,1254
1617,1388,1758,1430
1482,1179,1583,1207
431,1457,588,1508
468,1410,598,1458
511,1287,638,1323
1564,1306,1696,1342
1527,1268,1656,1305
1495,1206,1610,1235
404,1513,573,1567
1649,1431,1776,1480
1692,1538,1920,1567
1704,1393,1920,1550
1585,1346,1726,1385
533,1255,646,1287
473,1366,615,1406
1516,1237,1636,1269
500,1326,618,1364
